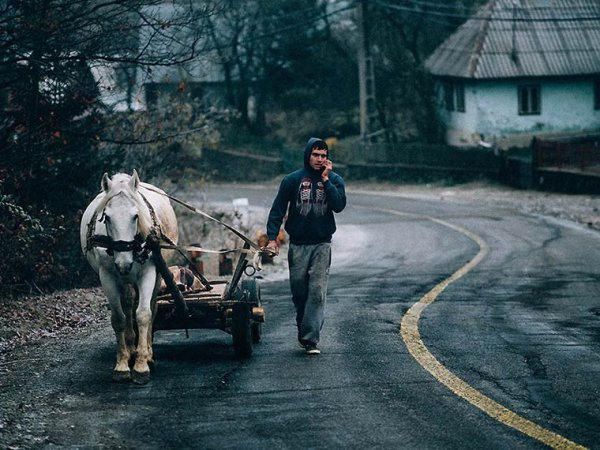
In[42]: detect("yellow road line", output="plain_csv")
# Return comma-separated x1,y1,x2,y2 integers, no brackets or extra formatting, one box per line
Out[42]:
377,208,587,450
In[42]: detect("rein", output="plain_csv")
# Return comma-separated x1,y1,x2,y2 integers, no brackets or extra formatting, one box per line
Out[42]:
141,185,261,252
137,187,269,273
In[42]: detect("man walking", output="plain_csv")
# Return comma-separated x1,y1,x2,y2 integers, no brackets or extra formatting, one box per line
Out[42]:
265,137,346,355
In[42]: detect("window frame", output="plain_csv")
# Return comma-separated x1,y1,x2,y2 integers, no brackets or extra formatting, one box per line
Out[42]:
594,79,600,110
443,81,454,111
455,82,465,112
443,80,465,113
518,84,541,115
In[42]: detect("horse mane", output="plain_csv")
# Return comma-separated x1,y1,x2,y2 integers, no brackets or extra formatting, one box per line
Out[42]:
94,173,154,238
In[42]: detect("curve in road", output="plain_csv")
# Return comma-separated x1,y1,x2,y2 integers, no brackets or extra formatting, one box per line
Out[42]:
373,206,588,450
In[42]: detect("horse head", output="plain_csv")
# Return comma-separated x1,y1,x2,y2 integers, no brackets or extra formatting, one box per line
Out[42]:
100,170,149,276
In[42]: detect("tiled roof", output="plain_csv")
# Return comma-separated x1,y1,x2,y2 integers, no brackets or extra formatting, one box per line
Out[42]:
424,0,600,79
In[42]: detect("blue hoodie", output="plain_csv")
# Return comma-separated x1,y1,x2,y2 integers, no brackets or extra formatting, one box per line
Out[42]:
267,137,346,245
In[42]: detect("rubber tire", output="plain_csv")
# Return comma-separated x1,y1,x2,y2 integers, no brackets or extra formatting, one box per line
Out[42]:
232,303,253,358
241,279,262,343
241,278,260,303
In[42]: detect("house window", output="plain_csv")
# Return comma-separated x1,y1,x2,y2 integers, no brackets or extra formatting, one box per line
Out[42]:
455,83,465,112
594,80,600,110
443,81,465,112
518,84,540,115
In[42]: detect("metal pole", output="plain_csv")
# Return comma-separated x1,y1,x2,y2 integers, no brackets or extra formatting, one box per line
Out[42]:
357,0,369,140
357,0,381,145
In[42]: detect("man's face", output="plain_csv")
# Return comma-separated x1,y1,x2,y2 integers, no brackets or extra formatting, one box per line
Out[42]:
309,148,328,171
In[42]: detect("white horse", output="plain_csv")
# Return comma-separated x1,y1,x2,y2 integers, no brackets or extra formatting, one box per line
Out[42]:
80,170,178,384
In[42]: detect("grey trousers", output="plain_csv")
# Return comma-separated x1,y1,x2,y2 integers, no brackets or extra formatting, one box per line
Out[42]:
288,242,332,346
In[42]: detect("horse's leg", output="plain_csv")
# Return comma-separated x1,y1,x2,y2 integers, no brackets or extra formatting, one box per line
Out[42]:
132,268,157,384
99,269,131,382
121,284,137,362
147,283,160,368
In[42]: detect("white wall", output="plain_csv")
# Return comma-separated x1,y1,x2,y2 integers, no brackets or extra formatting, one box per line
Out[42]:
436,77,600,148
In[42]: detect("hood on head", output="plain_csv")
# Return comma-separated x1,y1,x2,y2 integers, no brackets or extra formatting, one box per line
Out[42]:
303,137,328,171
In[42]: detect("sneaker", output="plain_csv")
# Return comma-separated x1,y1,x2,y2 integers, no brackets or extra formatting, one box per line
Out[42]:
305,344,321,355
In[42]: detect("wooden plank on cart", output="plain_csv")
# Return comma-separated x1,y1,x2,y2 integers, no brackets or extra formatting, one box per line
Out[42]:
156,280,228,304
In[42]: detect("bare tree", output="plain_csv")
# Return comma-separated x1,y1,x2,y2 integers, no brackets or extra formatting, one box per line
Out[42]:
0,0,218,290
203,0,336,134
364,0,487,142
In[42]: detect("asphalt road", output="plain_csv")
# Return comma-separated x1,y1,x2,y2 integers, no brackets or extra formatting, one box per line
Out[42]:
3,185,600,449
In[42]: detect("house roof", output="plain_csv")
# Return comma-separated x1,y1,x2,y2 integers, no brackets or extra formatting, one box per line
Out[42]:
424,0,600,79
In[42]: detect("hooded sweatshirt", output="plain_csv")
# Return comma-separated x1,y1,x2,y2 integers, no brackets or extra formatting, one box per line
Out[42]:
267,137,346,245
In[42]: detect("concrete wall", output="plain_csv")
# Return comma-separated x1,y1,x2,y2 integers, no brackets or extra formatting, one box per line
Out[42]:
436,77,600,149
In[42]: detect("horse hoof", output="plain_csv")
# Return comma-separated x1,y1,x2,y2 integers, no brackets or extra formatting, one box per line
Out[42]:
112,370,131,382
132,370,150,385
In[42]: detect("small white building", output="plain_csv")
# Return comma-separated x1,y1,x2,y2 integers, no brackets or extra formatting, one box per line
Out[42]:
126,3,228,110
424,0,600,149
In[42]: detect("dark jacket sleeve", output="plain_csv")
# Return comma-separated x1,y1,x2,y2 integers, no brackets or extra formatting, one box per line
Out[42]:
266,176,291,240
325,174,346,213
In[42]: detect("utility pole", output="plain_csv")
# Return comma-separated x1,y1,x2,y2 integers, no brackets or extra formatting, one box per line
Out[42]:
357,0,382,143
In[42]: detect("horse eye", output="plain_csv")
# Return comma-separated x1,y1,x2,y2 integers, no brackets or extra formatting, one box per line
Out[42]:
104,215,111,224
133,214,138,222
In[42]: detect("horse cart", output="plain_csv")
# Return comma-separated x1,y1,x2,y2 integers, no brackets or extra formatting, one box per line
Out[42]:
82,171,271,383
150,237,266,358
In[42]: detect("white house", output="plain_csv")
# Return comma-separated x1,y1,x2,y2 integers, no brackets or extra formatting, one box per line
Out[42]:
424,0,600,149
135,3,226,108
88,3,228,113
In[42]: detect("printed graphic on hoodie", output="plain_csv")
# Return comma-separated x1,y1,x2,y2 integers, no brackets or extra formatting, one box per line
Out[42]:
296,178,327,217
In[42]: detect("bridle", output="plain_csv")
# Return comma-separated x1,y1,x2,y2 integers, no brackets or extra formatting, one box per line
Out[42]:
85,192,170,265
87,232,149,263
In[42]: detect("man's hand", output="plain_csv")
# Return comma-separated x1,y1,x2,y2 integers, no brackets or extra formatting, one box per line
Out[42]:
321,159,333,182
264,239,280,257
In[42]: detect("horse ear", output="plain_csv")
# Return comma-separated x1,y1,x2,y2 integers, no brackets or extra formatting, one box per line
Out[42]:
101,172,111,193
130,169,140,191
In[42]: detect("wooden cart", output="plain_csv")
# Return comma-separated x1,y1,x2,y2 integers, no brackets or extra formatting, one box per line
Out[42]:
151,241,265,358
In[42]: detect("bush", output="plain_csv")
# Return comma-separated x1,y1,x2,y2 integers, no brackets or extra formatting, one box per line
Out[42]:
0,196,52,292
0,67,117,292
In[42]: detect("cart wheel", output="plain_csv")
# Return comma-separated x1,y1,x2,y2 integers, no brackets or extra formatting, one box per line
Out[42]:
241,279,262,343
251,321,262,344
241,279,260,303
232,303,253,358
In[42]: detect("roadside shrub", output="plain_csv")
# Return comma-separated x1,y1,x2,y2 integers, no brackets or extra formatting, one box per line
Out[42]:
0,195,52,293
1,77,117,293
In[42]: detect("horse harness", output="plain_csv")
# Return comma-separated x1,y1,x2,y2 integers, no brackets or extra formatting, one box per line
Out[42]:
86,192,175,265
85,186,264,286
